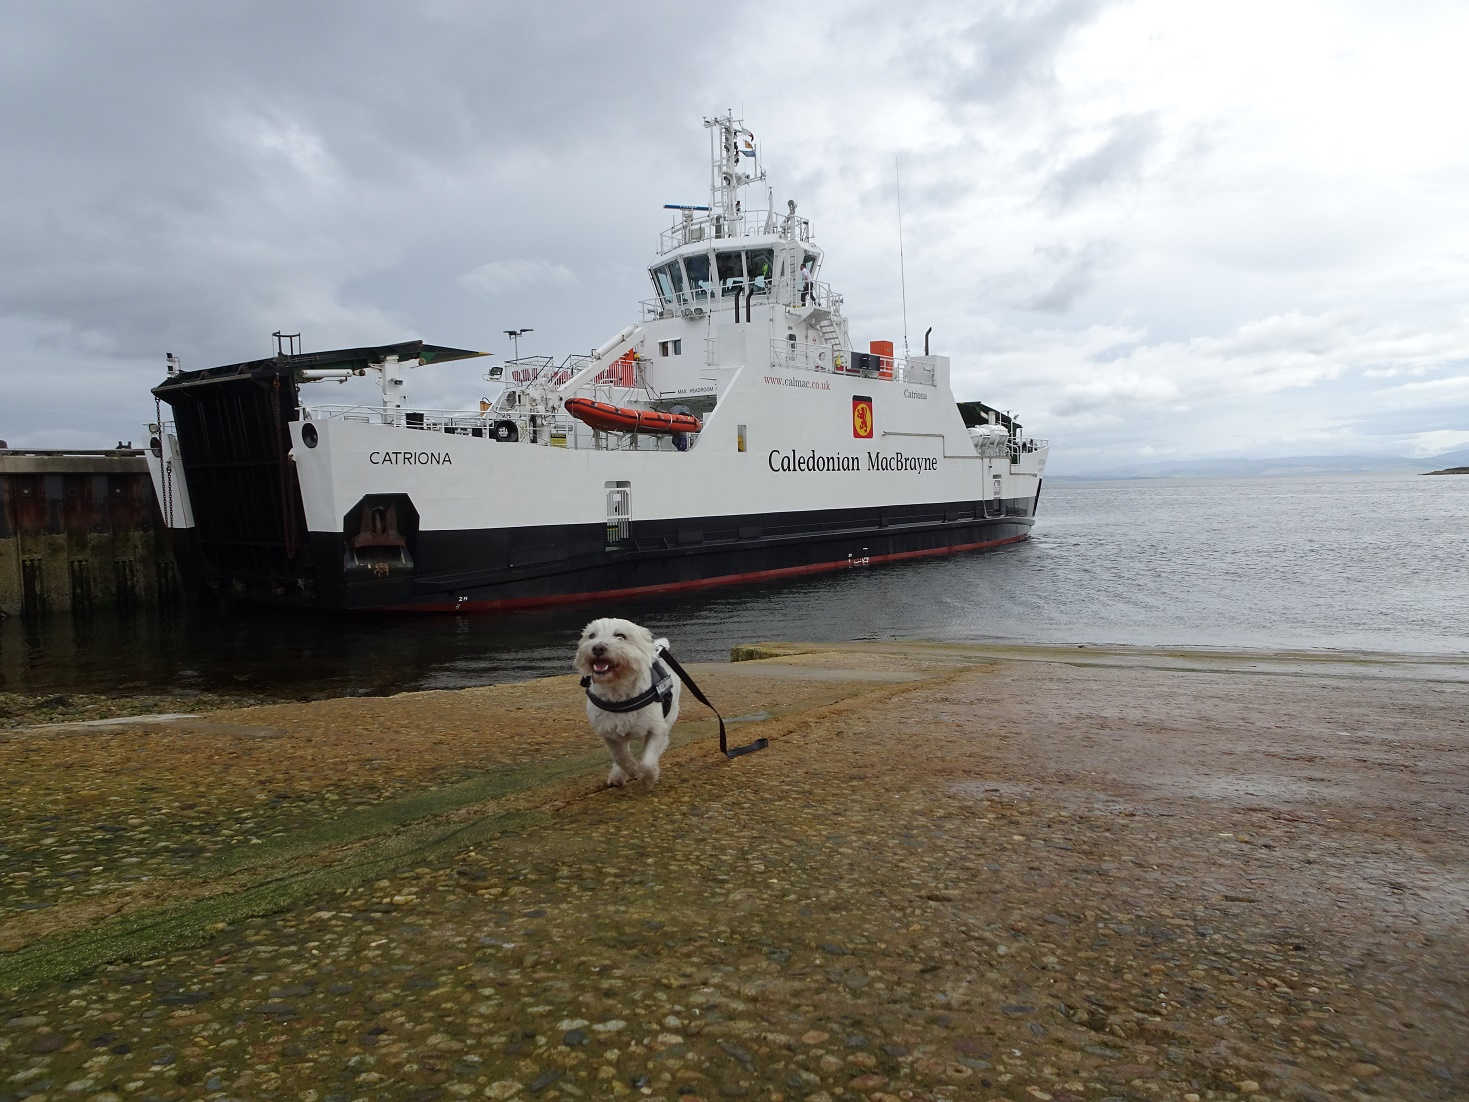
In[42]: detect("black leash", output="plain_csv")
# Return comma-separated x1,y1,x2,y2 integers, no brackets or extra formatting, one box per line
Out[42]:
658,649,769,759
581,648,769,759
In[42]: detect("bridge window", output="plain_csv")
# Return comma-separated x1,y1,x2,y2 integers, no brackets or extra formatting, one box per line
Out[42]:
717,250,745,295
683,253,712,298
652,262,685,305
745,249,774,292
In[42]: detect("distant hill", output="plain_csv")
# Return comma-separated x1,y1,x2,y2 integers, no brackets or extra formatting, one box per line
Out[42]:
1053,447,1469,480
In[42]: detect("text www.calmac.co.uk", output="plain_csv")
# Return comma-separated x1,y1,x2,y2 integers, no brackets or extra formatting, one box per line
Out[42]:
762,375,831,390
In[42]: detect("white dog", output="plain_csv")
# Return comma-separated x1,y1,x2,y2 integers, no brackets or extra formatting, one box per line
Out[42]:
573,617,681,787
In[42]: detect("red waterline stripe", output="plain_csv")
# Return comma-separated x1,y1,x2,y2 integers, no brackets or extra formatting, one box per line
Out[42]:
381,532,1029,613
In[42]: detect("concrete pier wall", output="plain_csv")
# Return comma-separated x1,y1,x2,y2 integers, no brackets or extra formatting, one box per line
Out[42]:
0,451,178,617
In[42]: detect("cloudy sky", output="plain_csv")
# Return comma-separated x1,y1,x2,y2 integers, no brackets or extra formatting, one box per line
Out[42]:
4,0,1467,474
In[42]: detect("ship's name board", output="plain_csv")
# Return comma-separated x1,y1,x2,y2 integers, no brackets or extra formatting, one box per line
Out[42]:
768,449,939,473
369,451,453,466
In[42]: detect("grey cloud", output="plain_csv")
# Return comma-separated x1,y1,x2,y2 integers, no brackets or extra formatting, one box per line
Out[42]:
854,143,992,215
1025,240,1118,312
1042,113,1160,210
922,0,1109,105
0,1,716,370
7,0,1469,473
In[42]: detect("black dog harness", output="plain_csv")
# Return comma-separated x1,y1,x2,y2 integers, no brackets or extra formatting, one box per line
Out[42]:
581,655,676,718
581,646,769,759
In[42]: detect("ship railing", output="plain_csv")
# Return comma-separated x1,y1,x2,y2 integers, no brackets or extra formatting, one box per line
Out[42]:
769,338,835,373
298,404,697,453
488,415,698,453
303,402,391,425
499,354,597,388
572,420,698,452
302,403,498,434
766,341,937,387
542,417,697,453
643,279,781,319
1011,438,1048,463
499,354,577,387
657,209,811,254
799,279,837,311
640,292,723,319
641,292,719,321
643,277,846,319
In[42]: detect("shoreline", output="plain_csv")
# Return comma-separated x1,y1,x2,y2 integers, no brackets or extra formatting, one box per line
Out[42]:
6,639,1466,731
2,641,1466,1099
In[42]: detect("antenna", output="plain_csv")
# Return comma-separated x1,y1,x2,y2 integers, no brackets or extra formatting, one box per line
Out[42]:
896,157,911,359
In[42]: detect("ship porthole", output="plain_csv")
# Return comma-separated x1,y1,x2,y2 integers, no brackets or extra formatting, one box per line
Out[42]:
302,423,319,448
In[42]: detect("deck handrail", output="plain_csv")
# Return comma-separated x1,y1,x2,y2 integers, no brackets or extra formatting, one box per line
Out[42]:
657,209,811,254
299,404,699,454
766,341,937,386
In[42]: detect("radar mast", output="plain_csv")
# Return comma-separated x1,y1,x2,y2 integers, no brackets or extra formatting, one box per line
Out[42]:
704,111,764,235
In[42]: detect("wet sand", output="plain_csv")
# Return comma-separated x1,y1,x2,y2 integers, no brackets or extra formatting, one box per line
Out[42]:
1,642,1466,1101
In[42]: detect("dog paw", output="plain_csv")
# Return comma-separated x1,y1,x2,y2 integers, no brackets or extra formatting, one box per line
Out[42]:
639,762,661,786
607,765,631,788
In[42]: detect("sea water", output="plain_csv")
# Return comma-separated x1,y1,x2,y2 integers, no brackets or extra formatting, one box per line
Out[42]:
2,472,1465,699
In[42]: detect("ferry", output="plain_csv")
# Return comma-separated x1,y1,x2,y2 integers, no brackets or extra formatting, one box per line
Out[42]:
145,113,1048,612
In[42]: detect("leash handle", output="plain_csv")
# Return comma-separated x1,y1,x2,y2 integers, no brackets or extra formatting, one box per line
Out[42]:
658,649,769,759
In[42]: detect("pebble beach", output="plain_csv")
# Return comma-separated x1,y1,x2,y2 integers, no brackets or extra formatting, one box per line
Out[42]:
1,641,1466,1101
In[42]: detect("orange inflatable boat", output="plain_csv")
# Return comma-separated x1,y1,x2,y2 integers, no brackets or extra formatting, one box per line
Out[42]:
563,397,702,436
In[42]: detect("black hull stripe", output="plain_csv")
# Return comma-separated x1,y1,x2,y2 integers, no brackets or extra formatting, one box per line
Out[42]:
380,530,1030,612
315,501,1036,612
177,497,1039,611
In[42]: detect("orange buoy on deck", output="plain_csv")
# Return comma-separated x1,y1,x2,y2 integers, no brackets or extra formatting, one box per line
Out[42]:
563,397,702,436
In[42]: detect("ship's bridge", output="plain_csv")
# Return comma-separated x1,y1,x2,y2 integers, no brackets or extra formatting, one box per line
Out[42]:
647,114,829,316
650,237,822,304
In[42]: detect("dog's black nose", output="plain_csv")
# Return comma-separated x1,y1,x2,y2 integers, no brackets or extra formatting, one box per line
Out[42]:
591,643,606,657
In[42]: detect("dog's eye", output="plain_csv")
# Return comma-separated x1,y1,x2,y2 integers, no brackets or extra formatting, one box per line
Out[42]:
614,631,626,639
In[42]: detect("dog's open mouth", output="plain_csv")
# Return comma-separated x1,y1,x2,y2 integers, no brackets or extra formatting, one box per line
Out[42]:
590,658,615,677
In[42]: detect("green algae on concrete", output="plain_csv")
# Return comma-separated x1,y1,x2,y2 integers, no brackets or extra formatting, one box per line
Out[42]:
0,666,909,991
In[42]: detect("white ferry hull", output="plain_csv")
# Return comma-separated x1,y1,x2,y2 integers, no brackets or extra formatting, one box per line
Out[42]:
284,364,1041,611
